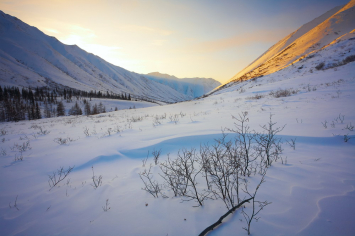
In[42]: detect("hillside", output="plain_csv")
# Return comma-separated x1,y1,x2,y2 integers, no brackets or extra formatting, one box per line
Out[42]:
0,11,190,103
226,0,355,85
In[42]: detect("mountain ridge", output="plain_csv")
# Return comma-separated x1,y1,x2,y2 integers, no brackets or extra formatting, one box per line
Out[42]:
0,10,191,103
145,72,221,98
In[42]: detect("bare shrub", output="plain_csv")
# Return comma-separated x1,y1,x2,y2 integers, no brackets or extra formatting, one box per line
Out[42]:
169,114,180,124
14,140,32,152
321,120,328,129
83,126,90,137
344,134,351,143
315,62,325,70
139,164,162,198
152,148,162,165
153,116,161,127
241,172,271,235
139,113,284,235
142,151,149,167
54,137,75,145
0,128,8,136
180,112,186,118
344,123,354,131
168,148,210,206
255,114,285,166
128,116,144,122
102,199,111,212
331,120,336,128
30,125,50,135
159,154,186,197
14,153,24,161
48,166,74,190
36,126,50,135
337,113,345,124
113,125,121,134
247,94,265,100
270,88,298,98
286,138,296,150
91,166,102,189
106,128,112,136
228,112,258,177
200,137,243,208
343,55,355,64
9,195,19,211
0,147,6,156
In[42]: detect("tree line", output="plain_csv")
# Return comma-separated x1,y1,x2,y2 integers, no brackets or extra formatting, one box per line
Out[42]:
0,85,131,122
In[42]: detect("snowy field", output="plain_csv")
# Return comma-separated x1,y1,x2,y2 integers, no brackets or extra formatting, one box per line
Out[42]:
1,58,355,235
60,98,159,115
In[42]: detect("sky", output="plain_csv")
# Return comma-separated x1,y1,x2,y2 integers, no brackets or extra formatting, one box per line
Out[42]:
0,0,350,83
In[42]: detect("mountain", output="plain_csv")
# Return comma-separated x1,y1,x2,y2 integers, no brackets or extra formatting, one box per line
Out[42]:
224,0,355,86
0,11,190,103
144,72,221,98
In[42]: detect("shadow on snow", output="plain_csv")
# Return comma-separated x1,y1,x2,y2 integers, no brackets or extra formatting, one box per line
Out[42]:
74,133,354,171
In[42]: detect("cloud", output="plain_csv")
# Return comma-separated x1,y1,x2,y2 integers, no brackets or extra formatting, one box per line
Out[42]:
188,28,292,53
69,25,93,32
43,28,60,34
152,39,166,46
61,34,121,52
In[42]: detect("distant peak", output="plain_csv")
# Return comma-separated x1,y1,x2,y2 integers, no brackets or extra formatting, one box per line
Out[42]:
147,72,178,80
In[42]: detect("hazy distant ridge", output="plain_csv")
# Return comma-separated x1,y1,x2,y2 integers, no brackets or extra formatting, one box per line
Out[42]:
145,72,221,98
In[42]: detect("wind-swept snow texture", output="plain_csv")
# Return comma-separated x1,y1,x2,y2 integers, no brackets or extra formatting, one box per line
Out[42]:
144,72,221,98
1,2,355,236
225,0,355,85
0,11,190,103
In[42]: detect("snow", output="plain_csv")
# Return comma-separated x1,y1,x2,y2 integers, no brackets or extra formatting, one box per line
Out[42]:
1,33,355,235
1,1,355,235
59,98,158,115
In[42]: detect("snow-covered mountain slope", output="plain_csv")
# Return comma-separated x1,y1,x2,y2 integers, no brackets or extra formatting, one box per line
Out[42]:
144,72,221,98
0,11,190,103
226,0,355,85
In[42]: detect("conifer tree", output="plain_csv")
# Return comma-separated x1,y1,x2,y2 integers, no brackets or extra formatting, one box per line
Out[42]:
0,86,3,102
92,103,98,115
35,102,41,119
57,101,65,116
44,103,51,118
68,102,82,116
84,101,91,116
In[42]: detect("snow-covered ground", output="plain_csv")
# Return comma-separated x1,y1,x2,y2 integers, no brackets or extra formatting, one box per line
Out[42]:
1,40,354,235
58,98,159,115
